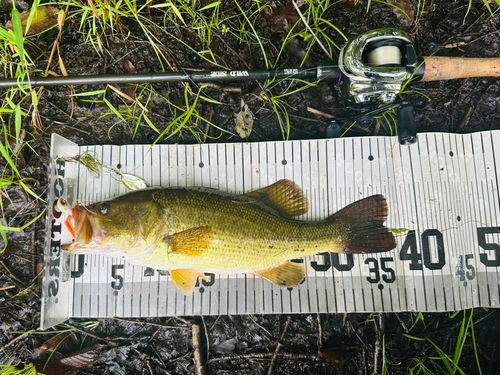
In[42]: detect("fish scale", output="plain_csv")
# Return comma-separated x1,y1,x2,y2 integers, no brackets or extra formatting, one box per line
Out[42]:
141,189,328,274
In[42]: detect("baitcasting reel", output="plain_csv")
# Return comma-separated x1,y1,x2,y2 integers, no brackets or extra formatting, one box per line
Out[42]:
334,28,425,145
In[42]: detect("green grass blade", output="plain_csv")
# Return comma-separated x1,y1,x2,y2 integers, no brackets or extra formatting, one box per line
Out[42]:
11,7,25,66
234,0,268,68
14,105,21,144
470,310,482,375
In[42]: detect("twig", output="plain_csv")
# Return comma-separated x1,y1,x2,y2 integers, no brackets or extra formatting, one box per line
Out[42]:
373,118,381,136
146,360,154,375
0,329,39,354
202,107,215,143
394,312,408,333
175,316,193,326
209,352,321,363
371,313,384,375
0,261,39,298
112,317,190,329
317,314,323,349
291,0,332,60
0,285,16,291
267,316,291,375
457,107,474,131
0,261,25,286
307,107,335,119
62,323,118,347
192,324,206,375
201,316,210,362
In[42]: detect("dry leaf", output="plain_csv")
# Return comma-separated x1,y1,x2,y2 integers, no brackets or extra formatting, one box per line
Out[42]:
318,349,353,368
6,6,59,35
234,103,254,139
387,0,415,26
261,0,304,33
59,343,105,368
39,332,78,354
121,59,138,103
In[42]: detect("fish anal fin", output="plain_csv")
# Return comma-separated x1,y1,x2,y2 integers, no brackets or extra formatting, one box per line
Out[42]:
329,195,396,254
246,179,309,217
164,226,212,256
198,272,210,281
256,261,305,287
170,269,198,295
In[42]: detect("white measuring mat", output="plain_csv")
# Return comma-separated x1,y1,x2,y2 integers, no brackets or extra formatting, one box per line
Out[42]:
41,132,500,329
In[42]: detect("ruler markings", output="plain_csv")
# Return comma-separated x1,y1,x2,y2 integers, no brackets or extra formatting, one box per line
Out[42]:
318,140,331,313
469,134,488,310
488,132,500,306
445,134,464,311
412,138,429,311
437,134,455,311
430,135,448,311
483,132,500,307
43,133,500,326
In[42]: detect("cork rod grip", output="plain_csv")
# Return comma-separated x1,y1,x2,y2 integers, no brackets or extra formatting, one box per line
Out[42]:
421,56,500,81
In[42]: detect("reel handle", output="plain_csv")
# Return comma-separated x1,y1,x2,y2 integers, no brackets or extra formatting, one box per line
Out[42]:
421,56,500,81
396,102,417,145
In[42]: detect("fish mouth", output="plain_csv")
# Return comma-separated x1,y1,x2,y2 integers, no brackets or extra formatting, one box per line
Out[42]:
62,205,99,252
74,206,94,245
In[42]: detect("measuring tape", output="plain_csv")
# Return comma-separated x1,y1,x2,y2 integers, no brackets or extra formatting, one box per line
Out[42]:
41,132,500,329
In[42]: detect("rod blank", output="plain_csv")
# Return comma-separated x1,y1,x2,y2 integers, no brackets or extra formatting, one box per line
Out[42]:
0,63,341,89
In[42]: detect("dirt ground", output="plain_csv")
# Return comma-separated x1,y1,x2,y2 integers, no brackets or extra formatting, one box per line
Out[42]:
2,0,500,374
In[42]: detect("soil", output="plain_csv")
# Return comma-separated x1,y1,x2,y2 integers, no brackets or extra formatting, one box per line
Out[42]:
1,0,500,374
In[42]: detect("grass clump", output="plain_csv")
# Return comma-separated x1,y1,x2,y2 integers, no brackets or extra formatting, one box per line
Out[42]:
405,309,482,375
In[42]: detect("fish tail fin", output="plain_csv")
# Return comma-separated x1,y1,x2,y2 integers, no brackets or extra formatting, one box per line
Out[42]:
327,195,396,254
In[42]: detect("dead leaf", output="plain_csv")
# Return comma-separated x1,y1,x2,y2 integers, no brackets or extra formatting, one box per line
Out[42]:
39,332,78,354
34,343,105,375
123,59,138,74
261,0,304,33
234,103,254,139
6,6,59,35
59,343,106,368
387,0,415,26
121,59,138,103
318,349,353,369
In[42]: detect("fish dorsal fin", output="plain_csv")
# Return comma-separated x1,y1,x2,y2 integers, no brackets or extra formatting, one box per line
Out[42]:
163,226,212,257
255,261,305,287
246,179,309,217
170,269,199,295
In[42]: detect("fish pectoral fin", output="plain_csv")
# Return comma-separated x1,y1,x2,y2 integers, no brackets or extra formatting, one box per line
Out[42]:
255,261,305,287
245,179,309,217
170,269,199,295
163,226,212,257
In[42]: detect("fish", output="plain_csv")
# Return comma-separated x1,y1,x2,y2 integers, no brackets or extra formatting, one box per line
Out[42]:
62,179,396,295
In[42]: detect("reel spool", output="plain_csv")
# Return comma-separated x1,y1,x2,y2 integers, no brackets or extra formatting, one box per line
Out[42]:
367,45,403,67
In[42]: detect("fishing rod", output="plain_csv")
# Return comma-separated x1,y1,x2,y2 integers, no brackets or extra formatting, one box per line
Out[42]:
3,28,500,144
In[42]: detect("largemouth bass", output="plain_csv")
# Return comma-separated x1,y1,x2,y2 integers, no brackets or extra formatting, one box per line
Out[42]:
62,179,396,295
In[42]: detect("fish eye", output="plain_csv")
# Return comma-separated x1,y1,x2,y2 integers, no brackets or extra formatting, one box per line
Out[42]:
99,203,110,215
